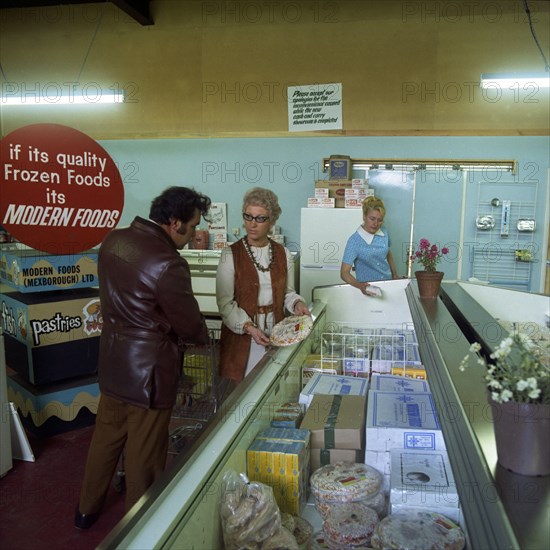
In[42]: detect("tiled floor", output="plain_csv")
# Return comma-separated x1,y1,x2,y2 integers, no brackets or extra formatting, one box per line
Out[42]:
0,415,210,550
1,372,230,550
0,425,125,550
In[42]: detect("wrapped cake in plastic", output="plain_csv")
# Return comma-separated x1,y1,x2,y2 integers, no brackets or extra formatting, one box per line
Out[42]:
371,510,466,550
310,461,384,519
323,501,380,549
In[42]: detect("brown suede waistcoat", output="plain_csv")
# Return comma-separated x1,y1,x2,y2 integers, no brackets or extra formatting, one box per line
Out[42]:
219,238,287,381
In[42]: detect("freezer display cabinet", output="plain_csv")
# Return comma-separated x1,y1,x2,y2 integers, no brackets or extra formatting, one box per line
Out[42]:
98,279,548,550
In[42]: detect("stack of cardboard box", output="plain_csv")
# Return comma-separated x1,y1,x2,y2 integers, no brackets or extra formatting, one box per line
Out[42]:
364,374,446,492
309,179,373,208
389,448,461,523
301,394,365,471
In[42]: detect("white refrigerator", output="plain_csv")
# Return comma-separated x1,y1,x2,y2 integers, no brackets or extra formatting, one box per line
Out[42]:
299,208,362,303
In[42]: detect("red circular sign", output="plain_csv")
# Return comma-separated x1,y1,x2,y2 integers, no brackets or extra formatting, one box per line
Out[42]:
0,123,124,254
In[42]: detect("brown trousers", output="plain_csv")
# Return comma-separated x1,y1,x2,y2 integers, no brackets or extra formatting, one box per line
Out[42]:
78,393,172,514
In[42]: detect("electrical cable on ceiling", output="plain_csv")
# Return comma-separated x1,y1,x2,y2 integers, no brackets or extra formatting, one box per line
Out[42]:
523,0,550,72
75,8,104,83
0,6,105,92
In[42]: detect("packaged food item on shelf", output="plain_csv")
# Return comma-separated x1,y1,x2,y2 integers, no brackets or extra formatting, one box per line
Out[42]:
300,394,366,451
315,489,387,521
371,510,466,550
270,315,313,346
292,516,314,547
370,373,430,393
271,402,304,428
389,449,460,523
247,429,310,515
300,373,368,408
310,461,385,521
260,526,299,549
220,471,281,550
323,501,380,549
301,354,341,387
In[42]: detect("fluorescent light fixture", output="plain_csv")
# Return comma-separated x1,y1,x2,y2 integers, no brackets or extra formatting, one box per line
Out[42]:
480,72,550,89
1,91,124,106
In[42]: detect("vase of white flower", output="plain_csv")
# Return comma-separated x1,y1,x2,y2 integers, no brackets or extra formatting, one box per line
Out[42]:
459,332,550,476
489,400,550,476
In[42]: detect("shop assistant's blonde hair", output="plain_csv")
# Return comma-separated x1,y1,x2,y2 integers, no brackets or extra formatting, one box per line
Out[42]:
242,187,282,223
362,196,386,217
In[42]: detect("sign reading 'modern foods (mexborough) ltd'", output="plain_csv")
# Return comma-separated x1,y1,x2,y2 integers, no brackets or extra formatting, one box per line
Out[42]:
1,123,124,255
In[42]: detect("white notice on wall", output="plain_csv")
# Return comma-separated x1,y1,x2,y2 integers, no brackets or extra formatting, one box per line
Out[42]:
206,202,227,248
288,83,343,132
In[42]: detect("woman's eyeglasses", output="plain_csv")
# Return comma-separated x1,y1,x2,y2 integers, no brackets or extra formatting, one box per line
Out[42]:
242,213,270,223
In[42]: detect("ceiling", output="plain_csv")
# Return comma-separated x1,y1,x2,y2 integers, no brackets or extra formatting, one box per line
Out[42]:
1,1,153,25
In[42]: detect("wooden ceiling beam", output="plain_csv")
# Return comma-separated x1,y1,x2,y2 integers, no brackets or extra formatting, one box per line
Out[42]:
110,0,153,26
1,0,154,26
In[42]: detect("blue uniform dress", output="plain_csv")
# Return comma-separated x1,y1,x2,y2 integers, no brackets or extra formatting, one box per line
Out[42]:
342,226,391,282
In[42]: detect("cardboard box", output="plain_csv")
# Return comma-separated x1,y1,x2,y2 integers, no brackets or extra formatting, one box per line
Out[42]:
371,343,422,373
391,364,427,379
365,449,391,476
302,354,342,387
390,449,460,522
371,374,430,393
307,197,335,208
247,428,310,515
344,188,370,205
255,427,310,446
270,234,285,245
343,357,370,377
311,448,363,471
299,373,369,408
300,394,366,450
1,288,101,385
328,156,351,180
271,402,304,429
314,188,329,198
366,391,445,452
344,188,362,198
301,354,341,387
0,248,99,293
344,198,363,209
315,180,353,208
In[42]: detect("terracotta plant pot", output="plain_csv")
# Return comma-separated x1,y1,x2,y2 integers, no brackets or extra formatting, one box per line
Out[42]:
490,399,550,476
414,270,444,299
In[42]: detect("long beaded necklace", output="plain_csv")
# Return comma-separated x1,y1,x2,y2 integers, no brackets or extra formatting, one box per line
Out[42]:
243,236,274,272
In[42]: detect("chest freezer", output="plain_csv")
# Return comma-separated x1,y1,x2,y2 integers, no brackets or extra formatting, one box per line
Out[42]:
98,280,548,550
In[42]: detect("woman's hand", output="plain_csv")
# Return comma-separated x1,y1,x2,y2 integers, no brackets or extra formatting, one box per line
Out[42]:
245,322,271,346
293,300,311,317
358,281,372,295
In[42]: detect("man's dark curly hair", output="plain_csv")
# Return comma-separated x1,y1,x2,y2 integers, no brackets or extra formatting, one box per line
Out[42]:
149,186,211,225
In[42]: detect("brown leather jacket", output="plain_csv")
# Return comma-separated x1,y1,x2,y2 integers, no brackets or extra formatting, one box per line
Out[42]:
98,216,208,409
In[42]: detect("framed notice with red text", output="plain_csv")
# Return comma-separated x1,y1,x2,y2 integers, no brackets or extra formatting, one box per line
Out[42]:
0,123,124,255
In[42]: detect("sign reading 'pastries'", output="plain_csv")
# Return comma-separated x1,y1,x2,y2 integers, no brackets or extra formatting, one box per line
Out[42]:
0,123,124,254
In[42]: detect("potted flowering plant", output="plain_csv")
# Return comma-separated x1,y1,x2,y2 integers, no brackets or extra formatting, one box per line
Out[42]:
459,331,550,475
410,238,449,298
410,238,449,272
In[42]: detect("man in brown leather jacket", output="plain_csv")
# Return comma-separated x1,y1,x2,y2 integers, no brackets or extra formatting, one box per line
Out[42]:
75,186,211,529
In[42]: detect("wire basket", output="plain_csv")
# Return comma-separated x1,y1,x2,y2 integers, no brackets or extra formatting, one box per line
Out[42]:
173,328,221,421
317,321,423,379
